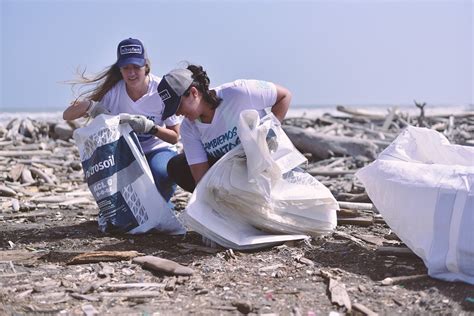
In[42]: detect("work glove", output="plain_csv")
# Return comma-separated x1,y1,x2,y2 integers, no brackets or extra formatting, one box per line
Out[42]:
119,113,155,134
86,101,111,118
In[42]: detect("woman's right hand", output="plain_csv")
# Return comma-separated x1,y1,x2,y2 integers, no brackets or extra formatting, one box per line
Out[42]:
87,102,111,118
63,100,110,121
63,99,92,121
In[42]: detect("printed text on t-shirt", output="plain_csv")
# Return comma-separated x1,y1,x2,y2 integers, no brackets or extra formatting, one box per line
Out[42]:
203,126,240,158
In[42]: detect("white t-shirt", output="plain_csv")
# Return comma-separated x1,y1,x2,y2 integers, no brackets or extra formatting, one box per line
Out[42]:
101,73,182,154
181,79,277,165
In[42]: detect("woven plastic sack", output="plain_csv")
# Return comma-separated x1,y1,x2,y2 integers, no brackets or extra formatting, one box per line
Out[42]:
73,114,185,235
356,126,474,284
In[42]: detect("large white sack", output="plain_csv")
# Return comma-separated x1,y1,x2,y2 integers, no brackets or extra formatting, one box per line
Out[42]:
356,126,474,284
184,110,338,249
73,114,185,235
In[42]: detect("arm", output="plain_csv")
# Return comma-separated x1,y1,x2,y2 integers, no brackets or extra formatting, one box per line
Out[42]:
63,100,91,121
189,161,210,184
150,124,180,144
270,84,292,122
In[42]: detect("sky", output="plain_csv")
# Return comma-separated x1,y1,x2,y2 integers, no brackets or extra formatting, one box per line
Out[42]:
1,0,473,112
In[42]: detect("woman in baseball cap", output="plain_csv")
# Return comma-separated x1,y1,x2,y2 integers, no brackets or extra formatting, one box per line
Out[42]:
63,38,182,202
158,64,292,192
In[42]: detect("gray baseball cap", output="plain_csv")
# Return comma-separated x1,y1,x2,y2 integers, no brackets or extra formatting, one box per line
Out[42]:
158,69,194,120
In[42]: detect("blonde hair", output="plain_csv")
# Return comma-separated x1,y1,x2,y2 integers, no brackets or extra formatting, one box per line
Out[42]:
70,59,151,102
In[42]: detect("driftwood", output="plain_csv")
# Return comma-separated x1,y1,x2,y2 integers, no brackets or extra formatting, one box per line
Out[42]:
29,167,55,185
336,105,385,120
353,303,379,316
283,126,378,160
0,150,52,157
0,185,17,197
337,201,375,211
328,278,352,311
380,274,429,285
132,255,194,276
67,251,144,265
376,246,417,258
307,169,355,176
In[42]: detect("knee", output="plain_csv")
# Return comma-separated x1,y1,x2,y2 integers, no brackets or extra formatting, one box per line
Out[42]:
167,154,184,179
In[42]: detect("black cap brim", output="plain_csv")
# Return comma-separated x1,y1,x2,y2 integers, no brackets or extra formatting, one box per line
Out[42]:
158,78,181,120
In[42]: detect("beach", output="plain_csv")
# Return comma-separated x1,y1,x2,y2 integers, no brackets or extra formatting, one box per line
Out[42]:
1,105,473,315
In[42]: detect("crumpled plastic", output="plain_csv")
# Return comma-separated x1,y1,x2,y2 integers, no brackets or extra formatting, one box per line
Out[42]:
183,110,339,249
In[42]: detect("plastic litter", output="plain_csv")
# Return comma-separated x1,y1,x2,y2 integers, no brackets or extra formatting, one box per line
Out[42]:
184,110,339,249
356,126,474,284
73,114,185,235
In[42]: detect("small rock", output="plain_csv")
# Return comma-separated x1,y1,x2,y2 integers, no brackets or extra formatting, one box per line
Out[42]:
232,300,253,314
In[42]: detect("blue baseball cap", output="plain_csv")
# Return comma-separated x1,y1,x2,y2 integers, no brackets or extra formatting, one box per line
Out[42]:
158,69,194,120
116,38,146,68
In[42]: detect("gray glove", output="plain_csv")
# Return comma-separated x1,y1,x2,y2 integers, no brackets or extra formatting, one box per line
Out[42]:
87,101,111,118
119,113,155,134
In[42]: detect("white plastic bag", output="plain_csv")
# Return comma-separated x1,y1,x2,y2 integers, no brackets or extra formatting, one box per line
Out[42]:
184,110,339,249
356,126,474,284
73,114,185,235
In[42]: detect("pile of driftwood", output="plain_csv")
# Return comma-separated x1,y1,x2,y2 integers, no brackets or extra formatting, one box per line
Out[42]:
0,105,472,216
283,105,474,202
0,116,95,217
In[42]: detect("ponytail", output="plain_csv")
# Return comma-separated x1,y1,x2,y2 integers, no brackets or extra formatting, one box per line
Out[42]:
186,64,222,109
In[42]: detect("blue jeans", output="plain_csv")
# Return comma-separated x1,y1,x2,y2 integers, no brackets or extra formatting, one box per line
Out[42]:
146,148,177,202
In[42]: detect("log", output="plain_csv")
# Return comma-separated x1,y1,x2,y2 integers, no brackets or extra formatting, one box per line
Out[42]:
337,201,375,211
105,283,166,289
376,246,417,258
382,107,399,131
380,274,429,285
283,126,378,160
337,217,374,227
29,167,55,184
99,291,162,298
0,185,17,197
352,303,378,316
307,169,356,177
322,115,396,140
336,105,385,120
0,150,52,157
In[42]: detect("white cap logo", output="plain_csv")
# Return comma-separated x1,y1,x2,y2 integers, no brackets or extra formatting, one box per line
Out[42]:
159,89,171,101
120,45,142,55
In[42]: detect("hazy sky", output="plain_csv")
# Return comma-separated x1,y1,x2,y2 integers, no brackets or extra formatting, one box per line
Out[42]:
1,0,472,112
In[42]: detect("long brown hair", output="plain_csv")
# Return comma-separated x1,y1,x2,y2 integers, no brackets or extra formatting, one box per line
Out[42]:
69,59,151,102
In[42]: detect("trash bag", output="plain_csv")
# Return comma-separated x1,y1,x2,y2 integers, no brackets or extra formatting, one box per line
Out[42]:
184,110,339,249
73,114,185,235
356,126,474,284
